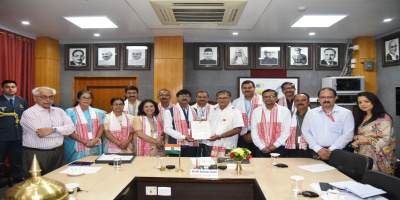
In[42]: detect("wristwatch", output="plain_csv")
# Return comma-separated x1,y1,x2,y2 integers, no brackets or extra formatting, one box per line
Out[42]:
52,127,57,133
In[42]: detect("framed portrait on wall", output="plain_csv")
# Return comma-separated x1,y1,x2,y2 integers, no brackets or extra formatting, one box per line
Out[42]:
194,43,223,70
123,44,151,70
285,43,313,70
316,43,343,70
382,33,400,67
93,44,120,70
225,43,253,70
65,44,91,70
256,43,284,69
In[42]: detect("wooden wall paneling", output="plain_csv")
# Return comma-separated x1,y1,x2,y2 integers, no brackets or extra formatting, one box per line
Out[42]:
153,36,184,103
352,36,376,93
73,76,138,113
35,36,60,103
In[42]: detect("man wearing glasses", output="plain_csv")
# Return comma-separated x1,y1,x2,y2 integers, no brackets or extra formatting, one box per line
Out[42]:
164,89,198,157
302,88,354,161
156,89,173,120
203,90,244,157
251,89,291,157
128,49,145,66
20,87,74,178
386,39,399,61
277,82,297,112
191,91,211,157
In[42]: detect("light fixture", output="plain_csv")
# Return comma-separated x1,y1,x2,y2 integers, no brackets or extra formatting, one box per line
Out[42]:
21,21,30,25
309,32,315,36
64,16,118,29
292,15,347,27
94,33,100,37
383,18,392,22
232,32,238,35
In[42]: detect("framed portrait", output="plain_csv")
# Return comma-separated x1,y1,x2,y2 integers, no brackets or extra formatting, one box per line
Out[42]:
316,43,343,70
194,43,223,70
65,44,91,70
225,43,253,70
285,43,313,70
382,33,400,67
256,43,284,69
93,44,120,70
123,44,151,70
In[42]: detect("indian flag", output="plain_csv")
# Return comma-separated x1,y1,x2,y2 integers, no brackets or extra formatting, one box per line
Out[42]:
165,144,181,155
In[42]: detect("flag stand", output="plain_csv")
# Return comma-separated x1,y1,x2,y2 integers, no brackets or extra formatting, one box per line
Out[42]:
175,139,184,173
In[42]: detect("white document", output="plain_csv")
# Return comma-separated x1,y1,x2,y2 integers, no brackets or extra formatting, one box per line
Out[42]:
96,154,133,161
330,181,387,199
190,157,215,165
60,167,102,174
191,121,211,139
298,163,336,172
310,183,387,200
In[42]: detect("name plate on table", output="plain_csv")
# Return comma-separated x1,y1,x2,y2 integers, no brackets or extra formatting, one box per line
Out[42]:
191,121,211,140
190,169,218,176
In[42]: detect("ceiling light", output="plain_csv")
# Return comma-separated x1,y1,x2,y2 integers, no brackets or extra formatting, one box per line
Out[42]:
383,18,392,22
21,21,30,25
94,33,100,37
292,15,347,27
309,32,315,36
232,32,238,35
65,16,118,29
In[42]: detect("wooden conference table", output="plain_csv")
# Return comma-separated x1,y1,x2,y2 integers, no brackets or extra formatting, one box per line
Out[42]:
44,156,354,199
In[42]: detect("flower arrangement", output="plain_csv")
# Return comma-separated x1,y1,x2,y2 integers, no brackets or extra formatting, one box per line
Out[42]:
227,147,252,161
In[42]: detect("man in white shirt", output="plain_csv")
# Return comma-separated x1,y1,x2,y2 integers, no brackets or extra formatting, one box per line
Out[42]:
302,87,354,161
164,89,198,157
251,89,291,157
232,80,262,156
156,89,173,120
123,86,141,116
191,91,212,157
206,90,244,157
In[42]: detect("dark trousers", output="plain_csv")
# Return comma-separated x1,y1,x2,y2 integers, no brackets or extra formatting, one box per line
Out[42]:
0,140,23,180
237,134,256,156
196,143,208,157
254,146,287,158
286,149,313,158
22,145,66,178
169,146,197,157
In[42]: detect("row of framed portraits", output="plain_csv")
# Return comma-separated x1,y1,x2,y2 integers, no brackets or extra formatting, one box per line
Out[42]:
65,44,151,70
195,43,344,70
381,31,400,67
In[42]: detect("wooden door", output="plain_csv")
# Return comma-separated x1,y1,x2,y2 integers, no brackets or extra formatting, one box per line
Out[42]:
73,76,138,113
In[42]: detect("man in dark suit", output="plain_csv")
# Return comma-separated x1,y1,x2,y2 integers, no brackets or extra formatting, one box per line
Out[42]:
70,49,86,66
386,40,399,61
0,80,29,182
320,48,338,66
200,48,217,65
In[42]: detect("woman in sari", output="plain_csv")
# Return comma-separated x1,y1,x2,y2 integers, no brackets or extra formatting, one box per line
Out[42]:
65,90,106,163
351,92,397,175
132,99,164,157
103,97,134,153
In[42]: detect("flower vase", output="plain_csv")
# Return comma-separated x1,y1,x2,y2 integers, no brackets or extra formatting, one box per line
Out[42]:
235,161,242,175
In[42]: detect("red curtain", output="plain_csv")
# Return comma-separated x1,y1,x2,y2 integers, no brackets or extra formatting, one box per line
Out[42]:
0,29,35,106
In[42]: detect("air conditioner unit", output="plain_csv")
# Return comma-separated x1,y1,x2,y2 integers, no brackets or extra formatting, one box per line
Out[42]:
149,0,247,25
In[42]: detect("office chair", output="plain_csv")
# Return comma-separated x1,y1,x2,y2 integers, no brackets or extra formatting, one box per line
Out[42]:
0,163,13,188
362,170,400,200
328,149,373,182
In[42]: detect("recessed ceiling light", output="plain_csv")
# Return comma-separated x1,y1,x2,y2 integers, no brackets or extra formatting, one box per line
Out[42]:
232,32,238,35
309,32,315,36
64,16,118,29
292,15,347,27
383,18,392,22
21,21,30,25
94,33,100,37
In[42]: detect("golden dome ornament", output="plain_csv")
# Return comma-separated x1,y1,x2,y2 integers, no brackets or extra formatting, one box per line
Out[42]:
5,154,68,200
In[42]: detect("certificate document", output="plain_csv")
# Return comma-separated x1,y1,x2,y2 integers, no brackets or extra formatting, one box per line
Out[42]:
191,121,211,140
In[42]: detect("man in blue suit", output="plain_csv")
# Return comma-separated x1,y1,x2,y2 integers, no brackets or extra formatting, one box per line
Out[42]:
0,80,29,182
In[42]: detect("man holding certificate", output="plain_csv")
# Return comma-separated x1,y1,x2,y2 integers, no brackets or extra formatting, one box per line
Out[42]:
205,90,244,157
164,89,198,157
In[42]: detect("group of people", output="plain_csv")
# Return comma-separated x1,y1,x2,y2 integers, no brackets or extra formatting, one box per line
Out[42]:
0,79,397,183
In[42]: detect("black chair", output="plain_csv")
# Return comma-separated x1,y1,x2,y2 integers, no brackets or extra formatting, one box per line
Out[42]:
328,149,373,182
0,163,13,188
362,170,400,199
